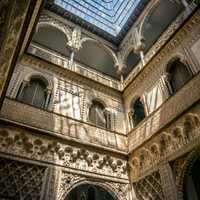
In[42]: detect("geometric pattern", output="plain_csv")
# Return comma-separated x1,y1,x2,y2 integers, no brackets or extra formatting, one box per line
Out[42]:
133,171,164,200
0,157,46,200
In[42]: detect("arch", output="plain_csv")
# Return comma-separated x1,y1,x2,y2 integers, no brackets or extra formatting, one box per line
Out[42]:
166,57,192,93
79,37,119,77
17,76,49,109
129,97,146,128
138,0,160,38
80,37,118,65
37,16,72,45
138,0,184,53
63,180,120,200
175,149,200,200
23,73,53,90
88,99,109,129
165,55,188,72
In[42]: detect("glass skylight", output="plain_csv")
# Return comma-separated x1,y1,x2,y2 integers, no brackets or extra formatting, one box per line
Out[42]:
55,0,142,36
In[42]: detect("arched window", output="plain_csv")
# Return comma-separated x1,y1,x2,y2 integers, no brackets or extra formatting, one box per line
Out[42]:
167,58,192,93
17,78,48,109
88,187,95,200
88,100,110,129
130,98,146,128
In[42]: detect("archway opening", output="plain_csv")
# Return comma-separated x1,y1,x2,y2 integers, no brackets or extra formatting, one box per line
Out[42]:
184,156,200,200
65,184,116,200
76,40,116,78
167,58,192,93
32,25,71,58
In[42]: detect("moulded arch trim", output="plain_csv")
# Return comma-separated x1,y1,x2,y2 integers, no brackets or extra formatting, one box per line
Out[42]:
37,17,72,46
80,37,118,65
90,97,107,110
23,72,53,90
165,53,187,72
63,179,121,200
129,95,144,111
176,148,200,200
138,0,160,38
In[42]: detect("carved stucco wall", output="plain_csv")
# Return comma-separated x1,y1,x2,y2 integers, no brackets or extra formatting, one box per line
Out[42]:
0,125,130,200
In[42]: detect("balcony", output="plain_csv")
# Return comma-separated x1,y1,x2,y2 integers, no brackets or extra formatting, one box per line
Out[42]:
0,98,127,153
128,72,200,152
27,43,121,91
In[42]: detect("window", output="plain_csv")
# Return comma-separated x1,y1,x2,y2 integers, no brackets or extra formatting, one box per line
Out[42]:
130,98,145,128
88,100,110,129
17,78,48,109
168,59,192,93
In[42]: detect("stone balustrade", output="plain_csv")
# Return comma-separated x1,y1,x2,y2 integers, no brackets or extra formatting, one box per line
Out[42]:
0,98,127,153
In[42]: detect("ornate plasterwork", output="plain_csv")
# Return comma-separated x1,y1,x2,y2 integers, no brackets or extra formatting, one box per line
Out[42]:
129,112,200,179
0,156,47,199
133,171,164,200
0,126,128,180
172,148,200,200
58,171,130,200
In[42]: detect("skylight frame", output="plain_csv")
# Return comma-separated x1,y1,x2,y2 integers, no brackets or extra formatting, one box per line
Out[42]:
54,0,143,36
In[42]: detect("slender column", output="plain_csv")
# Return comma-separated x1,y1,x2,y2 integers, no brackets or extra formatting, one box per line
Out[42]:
159,163,178,200
70,50,75,63
17,80,28,100
139,50,145,66
159,73,173,99
45,89,51,109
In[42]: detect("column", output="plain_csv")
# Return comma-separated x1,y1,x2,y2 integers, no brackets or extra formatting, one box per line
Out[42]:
70,50,75,63
17,80,28,100
139,50,145,67
158,73,173,99
159,163,178,200
45,88,51,110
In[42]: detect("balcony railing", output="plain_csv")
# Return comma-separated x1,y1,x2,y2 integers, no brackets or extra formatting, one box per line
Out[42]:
0,98,127,153
27,43,121,91
128,72,200,152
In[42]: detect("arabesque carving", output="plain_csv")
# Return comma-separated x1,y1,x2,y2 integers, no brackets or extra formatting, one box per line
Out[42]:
0,127,128,179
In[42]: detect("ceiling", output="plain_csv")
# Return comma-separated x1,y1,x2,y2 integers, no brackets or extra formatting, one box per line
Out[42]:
45,0,149,44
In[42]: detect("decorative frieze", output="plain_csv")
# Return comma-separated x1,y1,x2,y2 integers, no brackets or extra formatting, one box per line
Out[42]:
129,111,200,180
0,126,128,180
58,170,130,200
